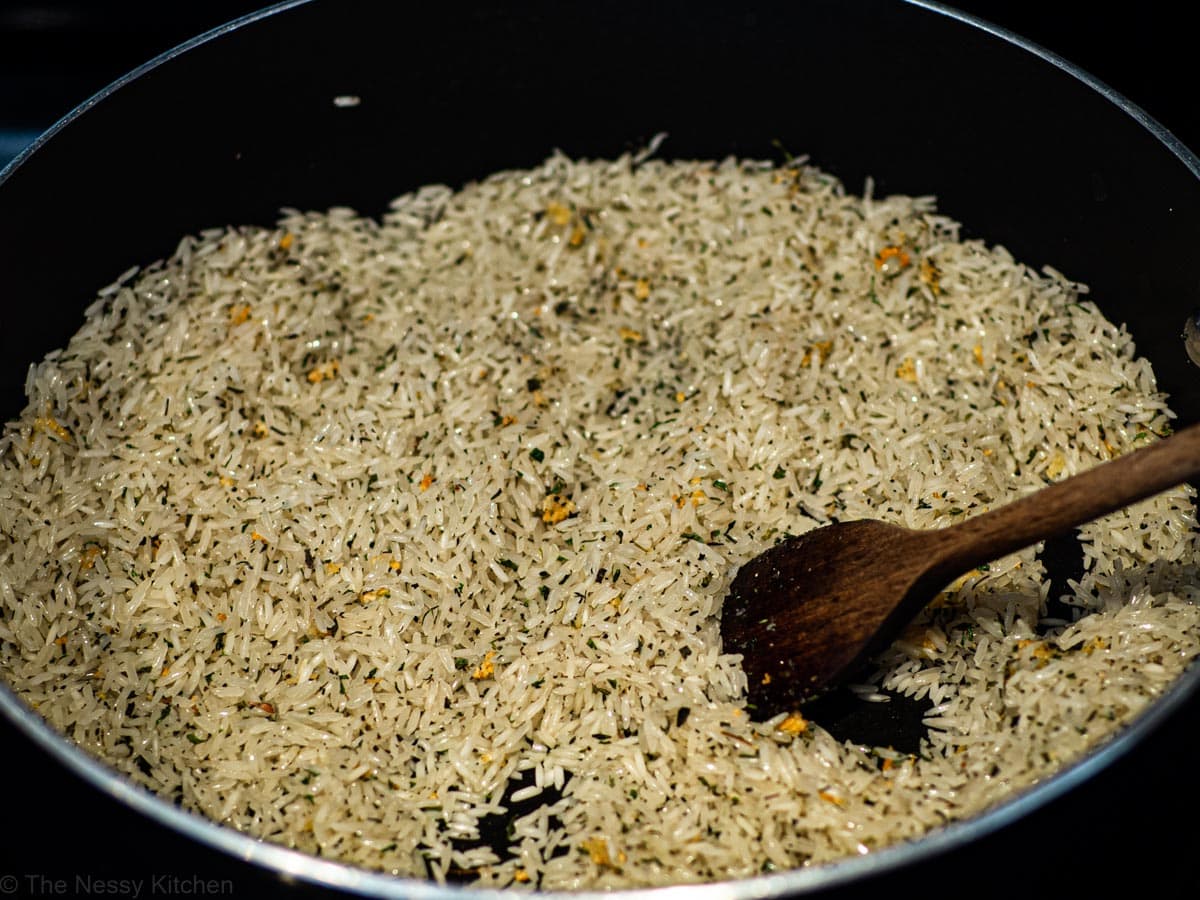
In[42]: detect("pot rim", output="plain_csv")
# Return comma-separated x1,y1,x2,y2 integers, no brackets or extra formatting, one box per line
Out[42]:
1,2,1197,896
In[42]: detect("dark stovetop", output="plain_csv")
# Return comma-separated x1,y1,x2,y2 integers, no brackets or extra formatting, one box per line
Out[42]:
0,4,1197,899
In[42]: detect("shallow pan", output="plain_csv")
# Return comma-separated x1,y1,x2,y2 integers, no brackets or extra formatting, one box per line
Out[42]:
0,2,1197,897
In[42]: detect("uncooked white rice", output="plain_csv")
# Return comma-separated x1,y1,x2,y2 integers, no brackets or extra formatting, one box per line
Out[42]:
2,149,1198,889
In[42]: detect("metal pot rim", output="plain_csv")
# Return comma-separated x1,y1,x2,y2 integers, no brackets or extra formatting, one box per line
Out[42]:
1,2,1198,896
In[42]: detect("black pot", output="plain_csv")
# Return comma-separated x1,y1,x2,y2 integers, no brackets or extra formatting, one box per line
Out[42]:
1,3,1196,897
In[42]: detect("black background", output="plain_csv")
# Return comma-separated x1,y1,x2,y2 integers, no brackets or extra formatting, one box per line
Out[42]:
0,3,1196,899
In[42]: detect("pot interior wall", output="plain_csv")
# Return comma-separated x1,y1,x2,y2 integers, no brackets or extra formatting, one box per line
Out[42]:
0,2,1198,892
2,0,1198,426
2,1,1200,897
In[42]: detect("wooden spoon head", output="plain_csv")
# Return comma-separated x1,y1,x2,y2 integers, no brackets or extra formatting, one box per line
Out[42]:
721,520,944,718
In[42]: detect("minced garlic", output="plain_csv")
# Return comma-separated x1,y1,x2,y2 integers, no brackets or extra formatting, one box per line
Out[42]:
542,494,577,524
580,836,625,868
874,245,910,273
777,713,807,735
307,360,340,383
33,414,72,442
472,651,496,680
546,202,571,226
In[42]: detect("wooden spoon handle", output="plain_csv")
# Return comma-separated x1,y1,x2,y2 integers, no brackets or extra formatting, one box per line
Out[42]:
933,422,1200,573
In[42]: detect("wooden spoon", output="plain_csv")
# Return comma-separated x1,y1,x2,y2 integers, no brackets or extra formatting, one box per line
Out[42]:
721,422,1200,718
